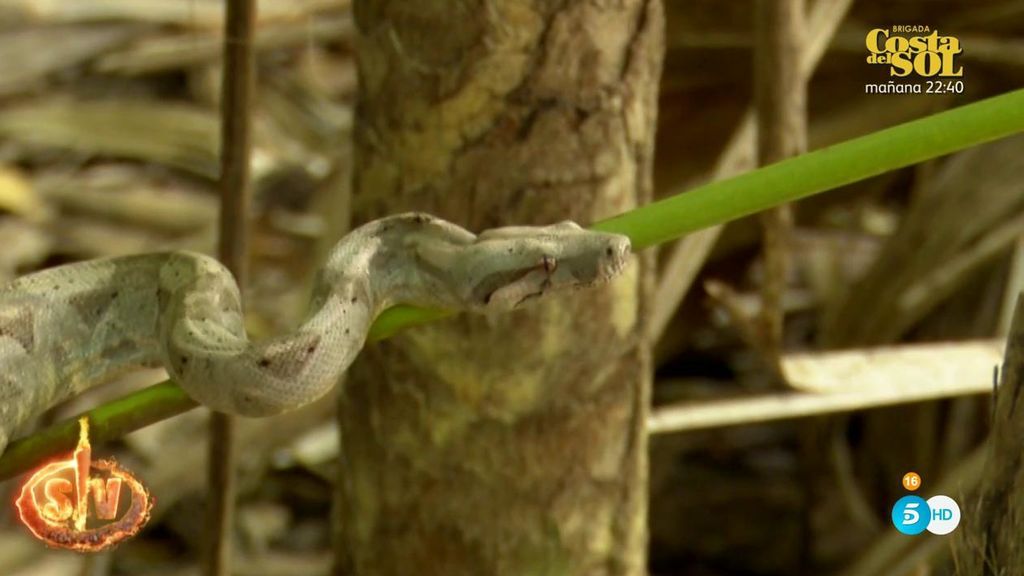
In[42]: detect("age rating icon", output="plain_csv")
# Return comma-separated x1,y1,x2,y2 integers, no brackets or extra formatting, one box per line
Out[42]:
902,472,921,491
15,417,153,552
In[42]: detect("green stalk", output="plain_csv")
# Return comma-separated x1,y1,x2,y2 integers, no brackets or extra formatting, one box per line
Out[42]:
2,88,1023,482
593,88,1024,248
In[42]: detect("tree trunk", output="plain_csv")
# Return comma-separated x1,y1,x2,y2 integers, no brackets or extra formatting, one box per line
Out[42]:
333,1,663,575
955,293,1024,574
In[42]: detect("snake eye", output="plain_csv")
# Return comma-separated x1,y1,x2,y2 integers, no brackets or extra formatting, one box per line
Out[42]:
542,256,556,273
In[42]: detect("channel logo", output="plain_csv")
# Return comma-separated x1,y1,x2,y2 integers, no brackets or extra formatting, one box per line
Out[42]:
890,472,960,536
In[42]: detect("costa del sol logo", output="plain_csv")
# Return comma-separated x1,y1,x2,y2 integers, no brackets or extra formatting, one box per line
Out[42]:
891,472,961,536
15,417,153,552
864,26,964,95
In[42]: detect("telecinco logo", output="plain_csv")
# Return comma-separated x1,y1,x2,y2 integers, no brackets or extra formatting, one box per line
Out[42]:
15,417,153,552
891,472,961,536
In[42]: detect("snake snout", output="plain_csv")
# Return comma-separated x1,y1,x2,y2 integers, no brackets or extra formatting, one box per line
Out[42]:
599,235,631,278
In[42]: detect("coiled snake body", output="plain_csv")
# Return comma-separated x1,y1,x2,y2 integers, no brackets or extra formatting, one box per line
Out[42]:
0,213,630,454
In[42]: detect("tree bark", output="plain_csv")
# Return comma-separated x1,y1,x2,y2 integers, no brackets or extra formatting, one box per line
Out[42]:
333,1,663,575
955,292,1024,574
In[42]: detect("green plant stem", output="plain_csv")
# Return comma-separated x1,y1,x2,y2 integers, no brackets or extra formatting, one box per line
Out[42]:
0,382,195,480
592,87,1024,248
1,88,1023,483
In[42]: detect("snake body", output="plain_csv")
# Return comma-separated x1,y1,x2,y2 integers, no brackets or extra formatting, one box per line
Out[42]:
0,213,630,454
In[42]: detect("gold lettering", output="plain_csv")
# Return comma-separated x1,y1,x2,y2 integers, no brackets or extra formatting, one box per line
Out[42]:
940,51,963,77
89,477,123,520
913,51,942,76
889,52,914,77
908,34,930,53
41,478,74,522
866,28,888,53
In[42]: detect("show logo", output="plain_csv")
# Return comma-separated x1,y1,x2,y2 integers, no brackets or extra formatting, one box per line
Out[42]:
864,26,964,94
15,417,153,552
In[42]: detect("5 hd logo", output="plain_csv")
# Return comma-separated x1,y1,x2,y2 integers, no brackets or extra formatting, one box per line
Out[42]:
891,472,961,536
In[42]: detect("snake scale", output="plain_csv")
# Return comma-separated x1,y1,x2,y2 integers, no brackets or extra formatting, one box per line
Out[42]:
0,213,630,455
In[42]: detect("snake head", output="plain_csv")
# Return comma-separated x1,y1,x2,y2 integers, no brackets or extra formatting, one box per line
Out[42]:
461,221,631,312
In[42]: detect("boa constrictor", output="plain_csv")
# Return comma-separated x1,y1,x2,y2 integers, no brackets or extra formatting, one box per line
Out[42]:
0,213,630,454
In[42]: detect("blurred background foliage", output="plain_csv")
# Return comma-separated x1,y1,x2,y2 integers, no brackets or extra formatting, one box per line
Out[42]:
0,1,1020,575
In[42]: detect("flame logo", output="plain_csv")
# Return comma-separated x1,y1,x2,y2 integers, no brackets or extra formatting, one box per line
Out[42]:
15,417,153,552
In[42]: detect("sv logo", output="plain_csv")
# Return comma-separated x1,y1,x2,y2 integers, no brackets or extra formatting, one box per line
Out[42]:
15,418,153,552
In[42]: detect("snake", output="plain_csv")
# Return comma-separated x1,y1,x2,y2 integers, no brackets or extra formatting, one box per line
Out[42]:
0,213,630,455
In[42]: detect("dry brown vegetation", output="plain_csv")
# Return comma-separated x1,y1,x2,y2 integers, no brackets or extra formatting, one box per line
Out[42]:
0,1,1021,575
